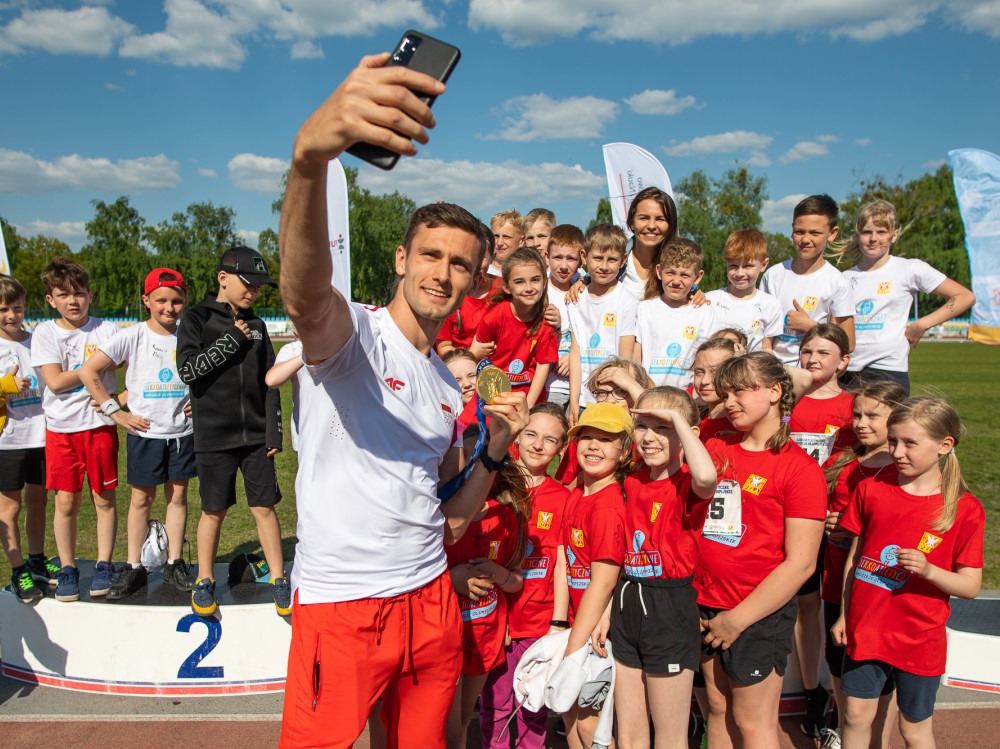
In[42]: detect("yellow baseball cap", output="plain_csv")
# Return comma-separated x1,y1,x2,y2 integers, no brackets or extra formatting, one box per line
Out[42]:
568,402,634,438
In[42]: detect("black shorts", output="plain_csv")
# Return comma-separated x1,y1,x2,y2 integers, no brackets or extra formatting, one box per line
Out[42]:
797,536,825,596
127,433,197,487
0,447,46,492
700,598,797,686
823,603,895,693
610,575,700,675
196,444,281,511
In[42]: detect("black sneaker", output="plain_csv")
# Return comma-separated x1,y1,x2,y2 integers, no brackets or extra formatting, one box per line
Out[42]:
11,565,43,603
163,559,196,591
801,685,831,740
26,555,60,586
554,717,566,736
107,565,148,600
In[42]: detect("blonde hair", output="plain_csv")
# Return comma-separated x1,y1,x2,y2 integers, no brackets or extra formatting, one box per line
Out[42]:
583,223,628,259
522,208,556,234
713,352,795,453
829,199,899,266
585,357,653,401
644,238,704,300
635,386,699,427
491,209,524,231
887,397,968,532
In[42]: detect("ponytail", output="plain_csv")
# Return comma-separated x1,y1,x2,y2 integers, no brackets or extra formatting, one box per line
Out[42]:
491,462,533,569
714,351,793,454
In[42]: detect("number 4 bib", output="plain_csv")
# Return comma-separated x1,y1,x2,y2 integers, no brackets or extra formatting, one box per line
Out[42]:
703,479,742,536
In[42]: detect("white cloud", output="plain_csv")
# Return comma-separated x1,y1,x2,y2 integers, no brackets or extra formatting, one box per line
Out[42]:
13,220,88,246
290,40,324,60
236,229,260,248
484,94,619,142
105,82,120,91
198,168,218,177
0,149,180,193
0,6,133,56
746,151,772,168
855,138,872,146
467,1,992,45
780,141,831,163
119,0,247,70
922,158,948,170
227,153,289,193
761,194,808,233
358,158,604,213
662,131,773,157
816,134,840,143
625,89,698,116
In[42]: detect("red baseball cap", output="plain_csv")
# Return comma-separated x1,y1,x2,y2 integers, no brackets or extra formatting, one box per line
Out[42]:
144,268,187,296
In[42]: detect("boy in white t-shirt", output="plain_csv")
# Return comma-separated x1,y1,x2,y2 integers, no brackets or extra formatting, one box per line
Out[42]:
544,224,584,414
761,194,855,365
635,238,716,388
704,229,783,352
80,268,197,600
567,224,637,425
31,257,122,602
265,332,304,453
0,275,57,602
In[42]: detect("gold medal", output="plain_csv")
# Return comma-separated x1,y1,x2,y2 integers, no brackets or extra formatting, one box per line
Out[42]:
476,366,511,405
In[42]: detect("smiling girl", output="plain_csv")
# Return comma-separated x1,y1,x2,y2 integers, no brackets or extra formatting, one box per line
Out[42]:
474,248,558,408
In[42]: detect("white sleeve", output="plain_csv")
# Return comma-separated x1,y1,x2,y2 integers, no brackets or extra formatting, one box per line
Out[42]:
830,274,855,318
908,258,948,294
29,323,60,367
98,326,134,366
302,304,373,383
762,296,784,339
760,267,776,296
619,293,639,338
274,340,304,365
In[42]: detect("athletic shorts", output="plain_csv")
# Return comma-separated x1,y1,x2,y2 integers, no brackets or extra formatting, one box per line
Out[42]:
45,426,119,493
823,603,894,692
700,598,796,686
127,432,196,487
196,444,280,511
279,570,462,749
0,447,45,492
610,575,701,675
797,537,825,596
841,656,934,722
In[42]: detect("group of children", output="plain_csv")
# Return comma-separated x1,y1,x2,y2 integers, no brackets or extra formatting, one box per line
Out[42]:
0,247,292,618
432,194,982,749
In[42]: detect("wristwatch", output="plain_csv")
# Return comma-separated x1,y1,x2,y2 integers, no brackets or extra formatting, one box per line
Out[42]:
478,450,510,473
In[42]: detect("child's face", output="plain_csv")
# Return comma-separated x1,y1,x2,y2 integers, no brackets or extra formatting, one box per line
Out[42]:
888,420,952,479
576,427,623,479
46,285,91,323
548,243,581,287
503,262,545,313
692,349,732,406
446,357,477,405
590,379,633,409
631,199,670,253
857,219,899,265
721,383,780,432
584,247,625,289
725,258,768,292
218,272,261,310
492,221,522,266
523,221,552,258
853,396,892,449
791,214,838,262
799,336,848,384
517,412,566,474
0,297,26,337
633,408,683,469
656,261,703,303
144,287,185,329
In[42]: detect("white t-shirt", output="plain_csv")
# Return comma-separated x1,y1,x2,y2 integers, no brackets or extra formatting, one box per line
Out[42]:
274,340,303,451
636,299,716,388
565,284,639,406
842,256,946,373
704,288,784,352
291,304,463,604
30,318,120,433
0,335,46,449
761,261,854,365
545,281,572,399
619,252,649,300
99,322,192,439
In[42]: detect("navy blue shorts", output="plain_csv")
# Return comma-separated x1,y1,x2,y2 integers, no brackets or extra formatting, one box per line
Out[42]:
126,432,197,487
841,655,936,722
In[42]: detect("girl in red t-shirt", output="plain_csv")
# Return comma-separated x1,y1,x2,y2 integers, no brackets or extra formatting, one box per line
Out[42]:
697,352,827,749
692,337,742,442
832,397,984,749
444,463,530,749
819,381,905,748
473,248,558,408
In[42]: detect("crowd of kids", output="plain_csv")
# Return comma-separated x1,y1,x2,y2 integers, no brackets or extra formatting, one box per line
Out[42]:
0,187,983,749
424,192,980,749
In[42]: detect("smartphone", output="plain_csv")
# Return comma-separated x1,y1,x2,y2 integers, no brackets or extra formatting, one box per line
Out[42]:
346,30,461,171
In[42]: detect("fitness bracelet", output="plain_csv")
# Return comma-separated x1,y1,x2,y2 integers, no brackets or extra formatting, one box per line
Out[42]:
100,398,121,416
478,450,510,474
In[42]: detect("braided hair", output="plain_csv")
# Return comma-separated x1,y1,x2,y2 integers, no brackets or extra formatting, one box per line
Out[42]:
713,351,795,453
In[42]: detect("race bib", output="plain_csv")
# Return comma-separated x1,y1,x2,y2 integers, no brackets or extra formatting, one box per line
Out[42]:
790,431,836,465
702,479,742,536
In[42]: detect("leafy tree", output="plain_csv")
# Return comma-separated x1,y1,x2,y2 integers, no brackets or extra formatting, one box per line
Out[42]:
78,197,149,312
588,197,612,229
11,234,74,309
255,227,282,309
1,216,21,274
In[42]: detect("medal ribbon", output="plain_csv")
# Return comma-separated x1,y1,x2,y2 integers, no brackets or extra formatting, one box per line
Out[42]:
437,358,493,501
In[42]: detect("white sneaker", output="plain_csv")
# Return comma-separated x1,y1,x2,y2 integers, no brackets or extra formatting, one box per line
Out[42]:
820,728,841,749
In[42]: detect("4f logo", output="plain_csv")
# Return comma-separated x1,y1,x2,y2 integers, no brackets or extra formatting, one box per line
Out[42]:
571,527,584,547
603,313,616,327
683,326,695,340
537,511,553,530
384,378,405,391
742,474,767,495
918,532,943,553
803,296,818,311
650,502,662,522
878,282,892,295
489,541,500,560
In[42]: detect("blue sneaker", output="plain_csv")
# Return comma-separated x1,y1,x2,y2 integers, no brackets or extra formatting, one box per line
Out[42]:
55,565,80,602
90,561,116,597
26,555,61,586
191,578,217,617
271,577,292,616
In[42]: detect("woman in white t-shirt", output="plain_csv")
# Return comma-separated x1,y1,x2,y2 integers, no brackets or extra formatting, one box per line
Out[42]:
839,200,975,394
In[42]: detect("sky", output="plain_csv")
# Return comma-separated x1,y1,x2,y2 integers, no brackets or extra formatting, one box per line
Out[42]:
1,1,999,252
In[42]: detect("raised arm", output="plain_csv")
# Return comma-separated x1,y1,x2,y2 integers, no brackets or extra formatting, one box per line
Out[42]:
279,53,445,364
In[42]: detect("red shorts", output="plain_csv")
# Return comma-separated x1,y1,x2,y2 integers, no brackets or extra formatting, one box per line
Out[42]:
45,426,119,493
280,570,462,749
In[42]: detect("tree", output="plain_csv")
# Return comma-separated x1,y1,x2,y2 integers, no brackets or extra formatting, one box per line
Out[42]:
1,216,22,274
11,235,74,309
78,197,149,312
588,197,612,229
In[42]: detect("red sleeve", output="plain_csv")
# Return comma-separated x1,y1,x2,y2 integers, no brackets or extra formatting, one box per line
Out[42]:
534,323,559,365
499,504,521,569
839,480,866,536
952,494,986,569
476,304,502,345
782,447,828,520
437,312,457,343
587,496,626,565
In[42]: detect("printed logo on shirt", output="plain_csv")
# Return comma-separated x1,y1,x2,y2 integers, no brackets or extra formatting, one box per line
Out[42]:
918,532,943,554
855,300,886,332
571,527,584,547
703,524,747,547
751,319,762,333
878,282,892,295
567,548,591,589
507,359,530,385
488,540,501,560
650,502,662,522
385,377,405,391
85,344,99,359
362,304,380,311
624,530,663,578
439,397,455,425
683,326,696,340
855,544,911,591
522,540,549,580
8,373,42,407
742,474,767,495
824,425,840,435
537,511,553,530
803,296,818,311
603,313,616,327
589,333,601,349
459,589,499,622
667,342,682,358
158,368,173,383
859,300,875,316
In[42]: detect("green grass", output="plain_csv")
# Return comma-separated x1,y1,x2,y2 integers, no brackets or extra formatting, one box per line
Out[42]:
2,341,998,587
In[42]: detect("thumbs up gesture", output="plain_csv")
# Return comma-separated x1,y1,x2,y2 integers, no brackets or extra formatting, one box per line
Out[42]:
785,299,816,332
10,365,30,394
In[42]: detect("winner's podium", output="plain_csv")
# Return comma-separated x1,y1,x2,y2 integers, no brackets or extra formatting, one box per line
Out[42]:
943,596,1000,694
0,560,291,696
